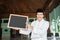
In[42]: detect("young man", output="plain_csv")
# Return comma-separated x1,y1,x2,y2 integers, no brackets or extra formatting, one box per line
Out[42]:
29,9,49,40
13,8,49,40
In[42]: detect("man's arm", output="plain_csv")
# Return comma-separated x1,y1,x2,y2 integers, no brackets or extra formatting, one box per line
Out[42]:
19,24,32,35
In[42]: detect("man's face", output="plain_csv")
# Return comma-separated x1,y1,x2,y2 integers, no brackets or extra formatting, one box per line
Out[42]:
37,12,44,21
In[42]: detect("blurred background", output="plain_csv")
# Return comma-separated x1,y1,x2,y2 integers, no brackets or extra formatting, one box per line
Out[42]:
0,0,60,40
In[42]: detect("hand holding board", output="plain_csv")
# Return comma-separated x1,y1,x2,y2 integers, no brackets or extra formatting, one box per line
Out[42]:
7,14,28,30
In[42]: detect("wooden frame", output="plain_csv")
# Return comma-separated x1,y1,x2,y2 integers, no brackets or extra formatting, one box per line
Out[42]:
7,14,28,29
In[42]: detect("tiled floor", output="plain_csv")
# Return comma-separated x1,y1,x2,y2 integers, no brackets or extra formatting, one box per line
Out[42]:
1,34,29,40
1,35,60,40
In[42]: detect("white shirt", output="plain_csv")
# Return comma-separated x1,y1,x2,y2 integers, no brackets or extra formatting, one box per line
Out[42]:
19,19,49,40
31,19,49,40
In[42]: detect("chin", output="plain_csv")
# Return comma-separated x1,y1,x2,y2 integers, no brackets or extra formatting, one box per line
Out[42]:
38,19,41,20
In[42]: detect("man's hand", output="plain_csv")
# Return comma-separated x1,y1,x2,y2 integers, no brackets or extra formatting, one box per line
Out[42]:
12,28,24,30
26,24,33,30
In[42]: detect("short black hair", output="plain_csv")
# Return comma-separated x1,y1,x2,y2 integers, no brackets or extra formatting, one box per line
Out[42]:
36,8,44,13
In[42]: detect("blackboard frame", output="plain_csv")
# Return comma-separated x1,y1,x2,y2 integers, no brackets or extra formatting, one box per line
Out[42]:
7,14,28,29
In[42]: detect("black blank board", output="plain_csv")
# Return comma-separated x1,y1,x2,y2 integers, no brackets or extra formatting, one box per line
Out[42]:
8,14,28,29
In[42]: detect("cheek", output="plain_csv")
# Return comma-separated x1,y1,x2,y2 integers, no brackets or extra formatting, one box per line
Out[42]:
41,15,44,17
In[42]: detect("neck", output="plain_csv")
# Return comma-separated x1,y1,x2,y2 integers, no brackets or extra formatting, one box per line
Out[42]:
38,19,42,22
